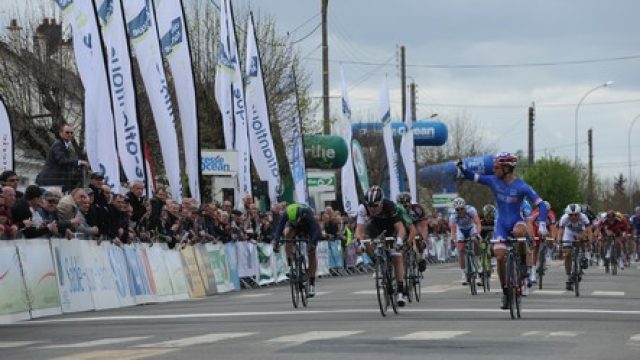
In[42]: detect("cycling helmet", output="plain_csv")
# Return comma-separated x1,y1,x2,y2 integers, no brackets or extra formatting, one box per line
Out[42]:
635,206,640,213
396,191,411,205
482,204,496,219
286,204,303,223
452,197,466,209
606,210,615,219
564,203,581,215
365,185,384,207
494,152,518,168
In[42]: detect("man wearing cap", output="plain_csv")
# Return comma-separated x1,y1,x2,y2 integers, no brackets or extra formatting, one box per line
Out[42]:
13,185,58,238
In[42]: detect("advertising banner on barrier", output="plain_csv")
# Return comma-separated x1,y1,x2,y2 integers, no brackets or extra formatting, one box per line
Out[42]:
0,242,30,324
273,249,288,283
146,245,175,301
180,245,206,298
52,239,95,313
345,243,358,269
328,240,343,270
205,243,233,293
79,241,119,311
162,250,189,300
14,239,61,318
194,244,217,296
224,243,240,291
123,245,155,303
316,241,330,276
236,241,258,280
257,243,274,286
107,245,136,307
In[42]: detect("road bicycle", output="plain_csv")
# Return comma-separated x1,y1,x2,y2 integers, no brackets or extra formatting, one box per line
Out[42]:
479,233,492,293
370,232,399,317
284,238,310,309
463,237,479,296
536,237,552,290
403,238,422,303
569,240,584,297
604,235,618,275
505,236,528,319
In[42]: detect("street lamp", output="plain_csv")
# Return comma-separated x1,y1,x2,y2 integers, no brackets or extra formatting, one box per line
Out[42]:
574,81,614,167
628,114,640,211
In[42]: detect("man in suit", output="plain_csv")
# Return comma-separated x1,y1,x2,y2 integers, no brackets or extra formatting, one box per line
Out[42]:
36,123,88,192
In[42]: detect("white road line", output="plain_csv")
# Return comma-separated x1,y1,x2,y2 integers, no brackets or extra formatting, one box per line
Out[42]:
268,331,362,343
314,291,331,296
49,349,174,360
522,331,581,338
591,291,625,296
23,308,640,324
237,293,273,298
392,331,469,341
136,332,254,348
629,334,640,342
0,341,41,348
533,290,567,295
352,290,376,295
41,337,150,349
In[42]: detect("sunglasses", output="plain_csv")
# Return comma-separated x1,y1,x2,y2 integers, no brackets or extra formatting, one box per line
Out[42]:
6,178,18,182
366,203,380,208
64,131,74,134
455,208,466,212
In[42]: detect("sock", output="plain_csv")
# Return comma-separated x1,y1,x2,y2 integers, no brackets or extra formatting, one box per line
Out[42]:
309,277,315,286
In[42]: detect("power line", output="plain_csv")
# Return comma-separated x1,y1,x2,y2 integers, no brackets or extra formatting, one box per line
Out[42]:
305,54,640,69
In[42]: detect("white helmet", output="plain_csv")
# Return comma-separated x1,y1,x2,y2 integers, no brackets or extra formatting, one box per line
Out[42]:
452,197,466,209
564,203,581,215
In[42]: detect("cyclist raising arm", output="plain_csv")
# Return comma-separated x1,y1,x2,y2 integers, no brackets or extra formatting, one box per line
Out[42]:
273,203,322,297
457,152,548,310
355,185,408,306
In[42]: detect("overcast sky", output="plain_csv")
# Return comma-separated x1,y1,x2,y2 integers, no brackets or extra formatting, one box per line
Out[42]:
2,0,640,184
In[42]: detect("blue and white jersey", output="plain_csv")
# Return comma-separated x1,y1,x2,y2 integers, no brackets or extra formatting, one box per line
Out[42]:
559,213,590,243
630,215,640,236
474,175,542,229
449,205,478,231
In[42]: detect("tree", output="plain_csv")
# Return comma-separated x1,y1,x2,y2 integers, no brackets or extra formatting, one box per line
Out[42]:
522,156,582,212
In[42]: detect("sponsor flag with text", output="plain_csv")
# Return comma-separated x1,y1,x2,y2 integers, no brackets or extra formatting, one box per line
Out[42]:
379,77,400,201
339,67,359,216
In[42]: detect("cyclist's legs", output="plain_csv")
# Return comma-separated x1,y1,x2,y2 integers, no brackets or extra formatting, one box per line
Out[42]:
513,222,529,270
283,227,296,263
625,236,635,261
563,244,572,276
307,243,317,279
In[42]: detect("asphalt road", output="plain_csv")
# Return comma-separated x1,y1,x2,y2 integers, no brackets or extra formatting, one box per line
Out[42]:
2,259,640,360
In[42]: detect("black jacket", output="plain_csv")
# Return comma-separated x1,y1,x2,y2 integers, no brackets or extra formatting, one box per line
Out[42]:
36,139,80,191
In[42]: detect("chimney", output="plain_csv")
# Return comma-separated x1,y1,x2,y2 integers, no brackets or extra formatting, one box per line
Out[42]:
6,19,23,51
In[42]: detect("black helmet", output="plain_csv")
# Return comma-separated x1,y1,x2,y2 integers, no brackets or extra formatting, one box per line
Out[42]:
482,204,496,219
396,191,411,205
365,185,384,207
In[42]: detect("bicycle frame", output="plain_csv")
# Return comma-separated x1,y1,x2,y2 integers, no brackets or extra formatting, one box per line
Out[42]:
284,238,309,309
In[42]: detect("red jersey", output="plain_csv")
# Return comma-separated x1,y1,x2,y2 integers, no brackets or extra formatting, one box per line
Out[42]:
598,216,629,237
529,208,556,237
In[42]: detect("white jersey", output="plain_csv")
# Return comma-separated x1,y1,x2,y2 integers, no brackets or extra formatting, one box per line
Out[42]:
449,205,478,231
559,213,590,242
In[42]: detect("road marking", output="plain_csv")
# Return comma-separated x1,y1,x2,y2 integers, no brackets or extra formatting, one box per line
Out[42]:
41,337,150,349
268,331,362,343
136,332,254,348
522,331,581,337
533,290,567,295
353,290,376,295
591,291,625,296
50,349,174,360
314,291,331,296
422,285,460,293
627,334,640,346
0,341,40,348
237,293,273,298
392,331,469,340
23,308,640,324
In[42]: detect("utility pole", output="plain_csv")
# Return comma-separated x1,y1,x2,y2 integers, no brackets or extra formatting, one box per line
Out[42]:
400,45,406,119
528,102,535,166
410,82,417,121
588,128,594,204
321,0,330,134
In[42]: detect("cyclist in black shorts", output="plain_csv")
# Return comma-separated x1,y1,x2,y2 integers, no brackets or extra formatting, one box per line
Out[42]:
481,204,496,240
273,203,322,297
397,192,428,272
355,185,408,306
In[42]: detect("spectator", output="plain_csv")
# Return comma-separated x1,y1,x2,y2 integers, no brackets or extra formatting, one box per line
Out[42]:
12,185,57,238
0,170,23,198
104,194,129,245
148,186,168,234
0,190,18,239
36,123,88,192
126,180,146,223
242,194,253,214
57,188,98,238
245,203,261,241
37,191,73,238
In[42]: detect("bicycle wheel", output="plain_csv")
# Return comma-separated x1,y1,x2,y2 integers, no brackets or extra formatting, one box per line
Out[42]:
299,256,309,307
573,259,580,297
481,248,491,293
375,258,388,317
289,264,299,309
388,258,399,314
466,253,477,296
537,245,546,290
413,269,421,302
506,254,517,319
611,246,618,275
404,251,413,303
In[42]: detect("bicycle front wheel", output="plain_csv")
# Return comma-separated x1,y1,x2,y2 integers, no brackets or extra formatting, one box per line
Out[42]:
388,259,399,314
375,259,388,317
299,256,309,307
505,254,517,319
289,264,299,309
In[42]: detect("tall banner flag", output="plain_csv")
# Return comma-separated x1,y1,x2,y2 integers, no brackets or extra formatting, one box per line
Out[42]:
155,0,201,203
245,13,280,203
94,0,146,190
0,96,13,172
226,0,252,208
351,139,370,195
214,0,234,150
55,0,121,193
278,66,308,204
339,67,358,216
400,87,417,203
380,77,400,201
122,0,183,202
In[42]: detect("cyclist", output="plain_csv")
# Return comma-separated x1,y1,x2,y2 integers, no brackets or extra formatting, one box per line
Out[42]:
556,204,592,290
273,203,322,297
457,152,548,309
355,185,409,306
480,204,496,241
629,206,640,263
449,197,482,285
528,200,557,285
396,192,428,272
596,210,629,271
